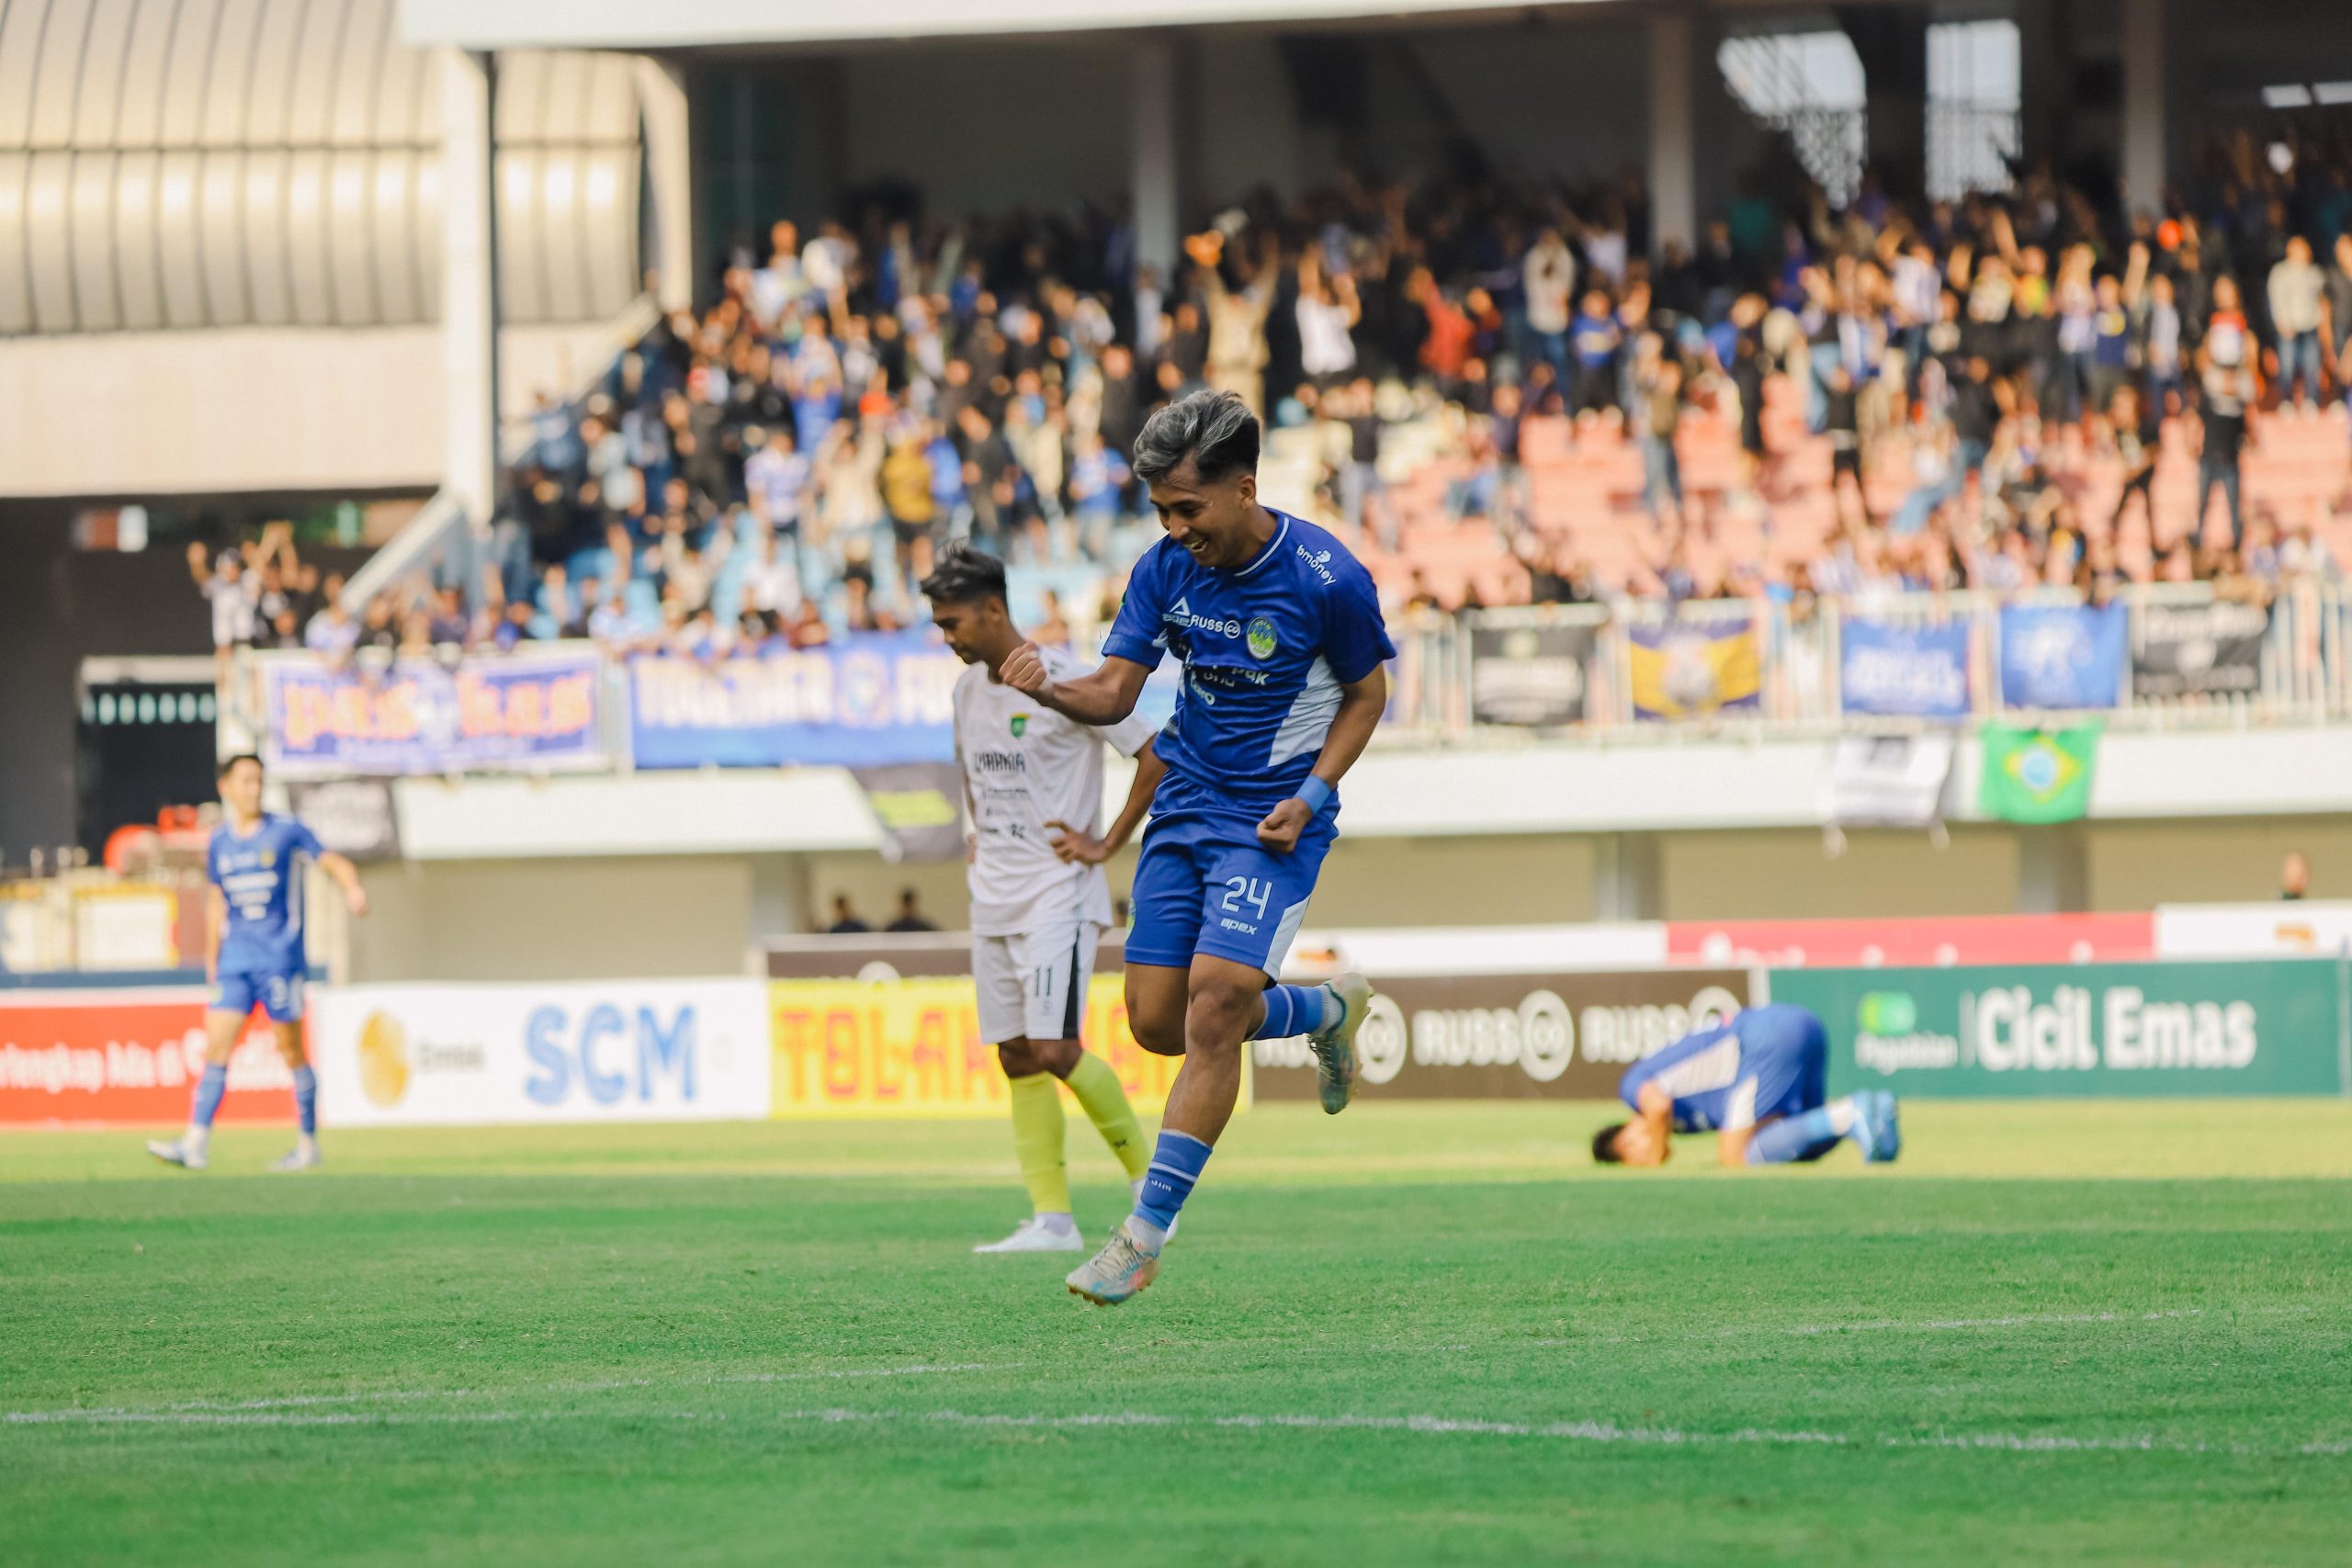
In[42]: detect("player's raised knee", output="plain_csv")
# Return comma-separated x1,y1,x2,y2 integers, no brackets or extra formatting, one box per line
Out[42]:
1183,973,1260,1051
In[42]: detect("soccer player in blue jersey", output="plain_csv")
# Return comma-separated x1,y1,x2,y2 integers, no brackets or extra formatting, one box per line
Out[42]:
147,754,368,1173
998,389,1392,1304
1589,1004,1902,1168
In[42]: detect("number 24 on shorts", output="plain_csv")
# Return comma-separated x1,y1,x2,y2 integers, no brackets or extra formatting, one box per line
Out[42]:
1221,877,1272,921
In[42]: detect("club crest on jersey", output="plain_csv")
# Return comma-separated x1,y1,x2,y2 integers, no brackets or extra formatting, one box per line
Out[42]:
1009,714,1029,738
1166,595,1242,638
1246,617,1278,659
260,850,277,868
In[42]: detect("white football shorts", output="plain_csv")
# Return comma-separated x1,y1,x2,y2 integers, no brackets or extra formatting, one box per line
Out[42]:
974,914,1102,1045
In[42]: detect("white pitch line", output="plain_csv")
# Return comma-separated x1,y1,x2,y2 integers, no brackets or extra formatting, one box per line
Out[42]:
2,1362,1012,1424
8,1399,2343,1460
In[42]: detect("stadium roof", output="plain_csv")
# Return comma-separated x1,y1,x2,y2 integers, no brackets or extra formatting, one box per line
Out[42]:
398,0,1606,51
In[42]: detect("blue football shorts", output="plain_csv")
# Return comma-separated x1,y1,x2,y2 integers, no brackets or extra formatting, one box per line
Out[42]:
213,967,306,1024
1125,775,1336,977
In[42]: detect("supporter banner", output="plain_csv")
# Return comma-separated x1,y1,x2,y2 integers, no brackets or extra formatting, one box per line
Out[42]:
1627,617,1759,720
1980,721,2100,823
852,763,967,863
769,976,1194,1116
1822,733,1954,829
264,651,605,777
1668,913,2154,969
1773,960,2347,1098
628,632,961,769
1838,618,1972,719
0,989,294,1125
288,780,402,863
1252,969,1752,1101
2132,600,2269,700
2154,901,2352,959
311,979,769,1126
1467,624,1594,727
1997,602,2126,710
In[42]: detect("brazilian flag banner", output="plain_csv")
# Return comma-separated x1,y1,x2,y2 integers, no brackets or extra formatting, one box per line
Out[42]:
1979,720,2101,823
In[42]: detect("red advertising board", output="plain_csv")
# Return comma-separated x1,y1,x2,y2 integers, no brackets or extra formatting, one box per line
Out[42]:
0,989,299,1127
1668,913,2154,970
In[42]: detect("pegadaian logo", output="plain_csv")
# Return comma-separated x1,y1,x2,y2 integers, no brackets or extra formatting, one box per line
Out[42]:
357,1010,411,1108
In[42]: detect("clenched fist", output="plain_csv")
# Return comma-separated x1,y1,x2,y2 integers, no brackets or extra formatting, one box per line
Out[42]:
997,642,1053,699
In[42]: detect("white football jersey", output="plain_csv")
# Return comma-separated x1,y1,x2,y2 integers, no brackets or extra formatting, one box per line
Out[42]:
954,645,1159,937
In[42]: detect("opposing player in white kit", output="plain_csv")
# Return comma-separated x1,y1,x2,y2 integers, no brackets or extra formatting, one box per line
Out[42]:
925,545,1164,1252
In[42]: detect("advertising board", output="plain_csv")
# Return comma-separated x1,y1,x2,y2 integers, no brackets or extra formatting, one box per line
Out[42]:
311,980,771,1126
0,989,295,1125
1770,960,2347,1098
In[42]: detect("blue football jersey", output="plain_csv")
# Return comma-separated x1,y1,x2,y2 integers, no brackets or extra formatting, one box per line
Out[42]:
1617,1005,1825,1133
208,814,324,974
1102,510,1395,813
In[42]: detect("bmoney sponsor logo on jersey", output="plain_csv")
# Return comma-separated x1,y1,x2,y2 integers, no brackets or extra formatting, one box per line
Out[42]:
1296,546,1336,584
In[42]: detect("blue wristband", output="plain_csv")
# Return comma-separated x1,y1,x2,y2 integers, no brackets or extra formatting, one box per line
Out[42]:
1295,777,1333,814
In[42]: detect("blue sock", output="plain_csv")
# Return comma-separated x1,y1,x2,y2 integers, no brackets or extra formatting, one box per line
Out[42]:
1128,1130,1213,1252
1746,1102,1849,1165
1251,984,1329,1040
291,1066,318,1136
190,1064,228,1130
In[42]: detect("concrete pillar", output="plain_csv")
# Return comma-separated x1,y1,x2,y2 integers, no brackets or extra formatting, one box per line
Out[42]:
439,49,499,528
1840,6,1929,205
1132,34,1181,284
2120,0,2166,215
2015,825,2090,913
634,55,697,311
1594,832,1664,921
1647,9,1697,257
2014,0,2071,173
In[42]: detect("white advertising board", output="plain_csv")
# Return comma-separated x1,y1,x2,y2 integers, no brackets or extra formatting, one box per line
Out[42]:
2154,902,2352,961
312,979,771,1127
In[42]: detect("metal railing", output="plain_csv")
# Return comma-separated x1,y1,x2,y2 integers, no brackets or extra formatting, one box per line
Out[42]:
1387,583,2350,740
221,582,2352,778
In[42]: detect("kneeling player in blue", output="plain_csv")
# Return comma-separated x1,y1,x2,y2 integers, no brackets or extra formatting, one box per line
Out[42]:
998,390,1392,1304
147,753,369,1173
1589,1004,1902,1168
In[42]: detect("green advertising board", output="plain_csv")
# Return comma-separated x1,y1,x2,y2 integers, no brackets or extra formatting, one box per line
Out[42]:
1770,959,2350,1099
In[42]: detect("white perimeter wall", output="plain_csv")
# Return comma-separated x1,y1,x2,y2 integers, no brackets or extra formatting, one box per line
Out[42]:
0,321,614,499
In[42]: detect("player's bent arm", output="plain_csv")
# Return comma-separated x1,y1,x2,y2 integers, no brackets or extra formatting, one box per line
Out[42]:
1001,645,1150,727
1308,665,1387,792
1100,738,1166,853
316,852,371,917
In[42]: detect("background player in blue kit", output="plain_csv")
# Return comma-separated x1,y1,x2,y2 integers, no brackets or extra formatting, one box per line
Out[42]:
999,389,1393,1304
1590,1003,1902,1168
147,754,369,1173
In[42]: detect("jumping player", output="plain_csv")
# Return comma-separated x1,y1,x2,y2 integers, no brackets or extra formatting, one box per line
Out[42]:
1000,389,1389,1304
147,753,368,1172
925,544,1163,1252
1589,1003,1901,1168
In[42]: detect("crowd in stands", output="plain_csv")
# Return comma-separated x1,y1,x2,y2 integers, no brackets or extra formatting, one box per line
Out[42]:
198,123,2352,664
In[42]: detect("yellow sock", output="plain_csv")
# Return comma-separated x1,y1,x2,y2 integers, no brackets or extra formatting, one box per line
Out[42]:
1006,1071,1070,1215
1063,1051,1150,1182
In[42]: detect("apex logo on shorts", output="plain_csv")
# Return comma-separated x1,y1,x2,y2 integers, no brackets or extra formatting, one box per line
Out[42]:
1166,596,1242,638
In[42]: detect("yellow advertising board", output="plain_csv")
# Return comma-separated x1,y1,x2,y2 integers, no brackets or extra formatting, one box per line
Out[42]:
769,976,1248,1117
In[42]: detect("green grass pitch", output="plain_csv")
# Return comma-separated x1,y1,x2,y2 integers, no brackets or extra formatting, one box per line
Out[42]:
5,1101,2349,1566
